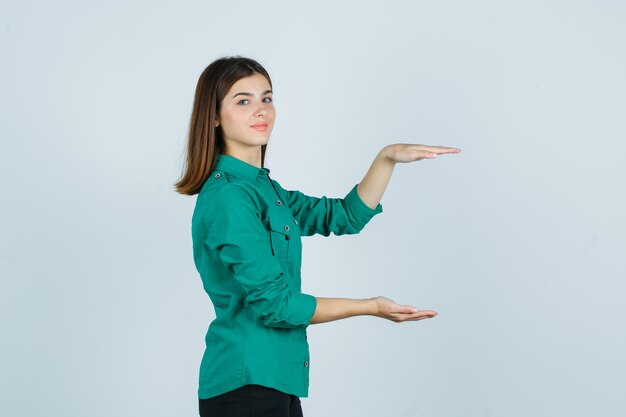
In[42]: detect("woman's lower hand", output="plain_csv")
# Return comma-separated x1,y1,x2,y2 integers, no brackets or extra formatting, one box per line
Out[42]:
372,296,437,323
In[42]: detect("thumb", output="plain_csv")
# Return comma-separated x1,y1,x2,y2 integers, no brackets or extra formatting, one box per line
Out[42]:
397,304,419,313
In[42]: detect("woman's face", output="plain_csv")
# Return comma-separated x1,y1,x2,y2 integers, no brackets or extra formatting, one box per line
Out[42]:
216,73,275,153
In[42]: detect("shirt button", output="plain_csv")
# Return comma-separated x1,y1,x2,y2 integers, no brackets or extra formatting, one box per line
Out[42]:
214,173,221,178
294,219,298,225
304,361,309,367
284,225,290,232
276,200,282,206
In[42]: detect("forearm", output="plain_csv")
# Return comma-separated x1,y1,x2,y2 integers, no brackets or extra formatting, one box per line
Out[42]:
356,148,395,210
309,297,377,324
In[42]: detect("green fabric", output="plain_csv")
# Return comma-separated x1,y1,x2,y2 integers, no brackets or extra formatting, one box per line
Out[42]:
192,153,383,399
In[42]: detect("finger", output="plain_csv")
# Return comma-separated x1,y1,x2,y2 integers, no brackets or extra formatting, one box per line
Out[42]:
407,149,439,159
400,313,437,322
410,311,437,319
429,148,462,155
395,306,437,315
415,145,462,154
395,305,420,314
392,310,437,321
406,316,435,321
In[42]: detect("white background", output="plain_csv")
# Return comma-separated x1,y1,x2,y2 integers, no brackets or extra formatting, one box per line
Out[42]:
1,1,625,416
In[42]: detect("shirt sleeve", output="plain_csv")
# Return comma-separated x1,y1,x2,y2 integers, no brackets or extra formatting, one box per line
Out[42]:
201,184,317,328
275,182,383,237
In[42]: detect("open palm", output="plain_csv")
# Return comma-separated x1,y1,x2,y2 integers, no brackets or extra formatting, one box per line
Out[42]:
382,143,461,163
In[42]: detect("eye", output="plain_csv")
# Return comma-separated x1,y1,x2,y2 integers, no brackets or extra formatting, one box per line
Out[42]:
263,97,273,103
237,99,250,105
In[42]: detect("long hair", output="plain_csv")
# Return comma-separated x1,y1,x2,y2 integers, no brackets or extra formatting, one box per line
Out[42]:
175,56,272,195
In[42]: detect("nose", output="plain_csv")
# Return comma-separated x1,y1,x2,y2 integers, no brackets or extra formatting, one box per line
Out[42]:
254,106,267,117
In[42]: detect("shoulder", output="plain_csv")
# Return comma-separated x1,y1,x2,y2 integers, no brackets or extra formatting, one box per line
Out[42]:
195,171,260,217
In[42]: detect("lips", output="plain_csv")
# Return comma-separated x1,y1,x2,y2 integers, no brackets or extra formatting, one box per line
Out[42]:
251,123,268,131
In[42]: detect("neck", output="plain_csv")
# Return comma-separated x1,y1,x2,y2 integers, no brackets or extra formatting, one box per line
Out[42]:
223,145,262,168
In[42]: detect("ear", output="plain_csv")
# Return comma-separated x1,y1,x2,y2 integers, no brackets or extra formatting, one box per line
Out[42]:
214,117,220,127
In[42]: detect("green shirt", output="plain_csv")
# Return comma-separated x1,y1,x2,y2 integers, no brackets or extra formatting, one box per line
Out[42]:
192,153,383,399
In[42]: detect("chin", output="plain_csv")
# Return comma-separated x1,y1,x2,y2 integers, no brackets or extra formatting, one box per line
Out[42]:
254,135,271,144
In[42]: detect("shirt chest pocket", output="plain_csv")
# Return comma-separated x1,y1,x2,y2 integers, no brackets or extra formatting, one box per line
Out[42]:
268,214,302,265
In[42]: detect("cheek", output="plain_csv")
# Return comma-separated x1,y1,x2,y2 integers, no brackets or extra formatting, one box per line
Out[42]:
221,112,245,133
268,108,277,122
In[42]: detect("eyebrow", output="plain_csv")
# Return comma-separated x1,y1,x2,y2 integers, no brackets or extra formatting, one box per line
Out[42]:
232,90,273,99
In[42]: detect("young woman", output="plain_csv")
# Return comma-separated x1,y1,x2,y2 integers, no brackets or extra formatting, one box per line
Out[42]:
175,56,461,417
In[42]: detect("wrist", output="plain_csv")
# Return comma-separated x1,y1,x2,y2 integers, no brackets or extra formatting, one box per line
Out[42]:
377,147,395,165
365,297,379,317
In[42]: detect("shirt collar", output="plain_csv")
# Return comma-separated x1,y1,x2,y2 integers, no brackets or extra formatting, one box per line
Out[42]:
213,153,270,182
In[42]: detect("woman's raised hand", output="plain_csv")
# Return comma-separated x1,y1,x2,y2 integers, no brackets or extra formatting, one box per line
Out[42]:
381,143,461,163
372,296,437,323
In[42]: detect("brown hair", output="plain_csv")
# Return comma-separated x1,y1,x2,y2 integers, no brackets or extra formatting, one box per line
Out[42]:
174,56,272,195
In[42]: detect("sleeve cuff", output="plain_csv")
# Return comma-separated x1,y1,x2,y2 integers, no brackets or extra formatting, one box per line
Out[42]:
343,183,383,227
299,293,318,326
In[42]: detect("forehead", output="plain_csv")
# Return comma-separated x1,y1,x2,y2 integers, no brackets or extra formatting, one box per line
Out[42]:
228,73,271,94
